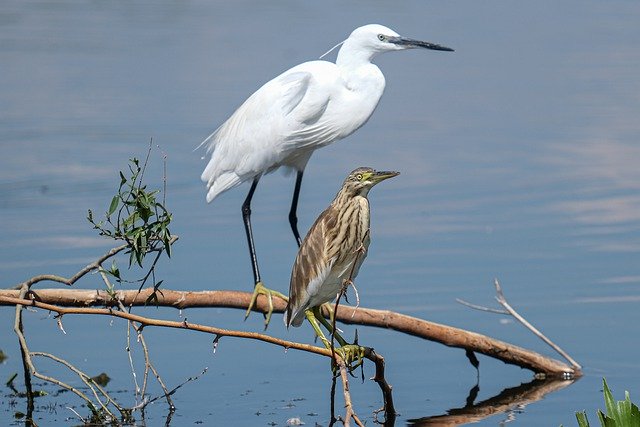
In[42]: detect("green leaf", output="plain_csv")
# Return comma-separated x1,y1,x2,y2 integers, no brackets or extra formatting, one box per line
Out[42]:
110,260,120,280
108,195,119,217
596,410,616,427
603,379,620,421
575,411,590,427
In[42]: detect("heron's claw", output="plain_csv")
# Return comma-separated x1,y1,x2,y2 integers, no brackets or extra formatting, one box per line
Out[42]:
334,344,365,371
245,282,287,329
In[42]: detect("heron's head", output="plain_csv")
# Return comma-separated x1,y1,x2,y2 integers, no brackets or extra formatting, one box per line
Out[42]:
347,24,454,55
342,167,399,197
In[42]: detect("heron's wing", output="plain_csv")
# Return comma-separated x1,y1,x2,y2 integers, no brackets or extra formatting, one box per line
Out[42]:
285,204,338,327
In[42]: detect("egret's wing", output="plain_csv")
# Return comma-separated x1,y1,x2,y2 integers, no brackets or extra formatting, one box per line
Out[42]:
200,68,333,202
285,204,337,327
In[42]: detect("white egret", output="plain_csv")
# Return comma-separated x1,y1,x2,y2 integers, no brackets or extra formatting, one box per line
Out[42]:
200,24,453,325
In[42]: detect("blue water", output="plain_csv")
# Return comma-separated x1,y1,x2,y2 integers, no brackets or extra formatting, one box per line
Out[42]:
1,1,639,425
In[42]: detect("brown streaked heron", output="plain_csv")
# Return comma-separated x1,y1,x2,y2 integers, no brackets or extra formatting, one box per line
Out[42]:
284,167,399,350
199,24,452,326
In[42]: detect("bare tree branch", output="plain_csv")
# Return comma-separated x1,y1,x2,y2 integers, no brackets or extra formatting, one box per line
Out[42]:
0,288,581,378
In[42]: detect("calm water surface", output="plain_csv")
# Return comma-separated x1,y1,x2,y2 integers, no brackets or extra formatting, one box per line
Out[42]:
1,1,639,426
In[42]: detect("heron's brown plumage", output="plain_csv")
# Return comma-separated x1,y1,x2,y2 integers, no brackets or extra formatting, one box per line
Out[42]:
284,167,397,327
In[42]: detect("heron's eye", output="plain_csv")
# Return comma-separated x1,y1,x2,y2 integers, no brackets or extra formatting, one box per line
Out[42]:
377,34,385,41
356,174,363,181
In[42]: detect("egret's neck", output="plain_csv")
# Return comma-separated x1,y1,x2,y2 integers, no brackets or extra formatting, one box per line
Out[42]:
336,39,378,70
335,41,385,96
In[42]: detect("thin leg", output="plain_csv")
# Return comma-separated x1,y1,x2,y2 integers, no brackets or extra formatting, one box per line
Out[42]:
313,306,349,347
242,178,261,284
288,170,304,247
306,307,365,368
306,308,331,348
242,177,287,327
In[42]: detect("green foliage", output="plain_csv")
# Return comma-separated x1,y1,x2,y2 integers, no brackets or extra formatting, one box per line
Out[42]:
573,379,640,427
87,154,173,298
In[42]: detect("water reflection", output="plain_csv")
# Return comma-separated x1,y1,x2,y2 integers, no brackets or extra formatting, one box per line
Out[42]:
407,378,576,426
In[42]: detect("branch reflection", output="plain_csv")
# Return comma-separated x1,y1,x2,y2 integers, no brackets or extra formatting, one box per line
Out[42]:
407,377,576,426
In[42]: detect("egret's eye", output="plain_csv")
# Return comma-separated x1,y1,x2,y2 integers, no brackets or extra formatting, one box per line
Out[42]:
377,34,385,41
356,174,363,181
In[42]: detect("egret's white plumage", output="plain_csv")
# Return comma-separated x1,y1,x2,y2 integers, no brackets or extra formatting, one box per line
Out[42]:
200,24,452,202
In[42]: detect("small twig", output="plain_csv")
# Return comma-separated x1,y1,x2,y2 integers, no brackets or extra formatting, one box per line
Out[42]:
367,348,396,422
493,279,582,371
455,298,510,314
12,243,129,290
66,406,88,424
124,311,142,399
14,284,35,418
330,371,338,426
144,367,208,407
336,359,365,427
31,351,125,416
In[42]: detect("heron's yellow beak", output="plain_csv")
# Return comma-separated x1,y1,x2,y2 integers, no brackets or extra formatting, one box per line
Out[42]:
370,170,400,184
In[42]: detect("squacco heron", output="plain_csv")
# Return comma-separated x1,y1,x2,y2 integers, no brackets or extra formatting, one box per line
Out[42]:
284,167,399,351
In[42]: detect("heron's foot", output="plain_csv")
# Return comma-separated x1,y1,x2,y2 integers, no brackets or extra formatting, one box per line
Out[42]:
334,344,366,371
245,281,287,328
320,303,336,323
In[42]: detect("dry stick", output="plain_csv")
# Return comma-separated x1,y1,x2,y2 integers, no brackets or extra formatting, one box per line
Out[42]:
12,287,111,420
99,252,176,410
14,285,35,418
336,359,365,427
493,279,582,371
329,373,338,426
328,232,373,426
30,351,126,415
0,288,580,378
126,316,175,410
455,298,509,314
11,236,178,291
12,243,128,290
0,295,346,362
367,348,395,423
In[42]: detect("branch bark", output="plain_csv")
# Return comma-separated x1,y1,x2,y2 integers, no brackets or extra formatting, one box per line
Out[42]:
0,287,580,378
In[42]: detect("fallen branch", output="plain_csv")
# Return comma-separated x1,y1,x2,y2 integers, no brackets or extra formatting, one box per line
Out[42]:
1,295,393,419
0,288,581,378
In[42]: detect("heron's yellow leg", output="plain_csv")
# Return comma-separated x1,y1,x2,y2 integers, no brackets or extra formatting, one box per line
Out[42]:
306,307,364,369
312,306,349,347
245,281,288,328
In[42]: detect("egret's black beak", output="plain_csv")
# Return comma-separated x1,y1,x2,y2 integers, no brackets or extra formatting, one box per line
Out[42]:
389,36,454,52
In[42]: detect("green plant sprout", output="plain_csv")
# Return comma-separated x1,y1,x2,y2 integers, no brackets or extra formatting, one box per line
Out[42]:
574,379,640,427
87,150,173,303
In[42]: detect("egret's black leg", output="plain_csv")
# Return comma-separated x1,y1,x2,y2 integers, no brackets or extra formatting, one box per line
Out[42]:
242,178,261,284
288,170,304,247
242,177,287,327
